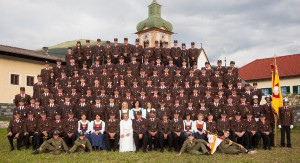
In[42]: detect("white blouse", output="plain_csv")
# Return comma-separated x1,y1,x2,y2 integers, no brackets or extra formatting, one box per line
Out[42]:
89,120,105,134
192,120,207,133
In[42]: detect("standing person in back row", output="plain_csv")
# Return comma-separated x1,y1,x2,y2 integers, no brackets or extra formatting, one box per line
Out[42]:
278,98,294,148
188,42,198,67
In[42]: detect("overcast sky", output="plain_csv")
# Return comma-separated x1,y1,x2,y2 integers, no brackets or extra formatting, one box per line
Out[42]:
1,0,300,67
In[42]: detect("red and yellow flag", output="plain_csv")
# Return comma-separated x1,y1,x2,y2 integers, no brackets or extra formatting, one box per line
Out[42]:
271,59,283,116
207,134,223,154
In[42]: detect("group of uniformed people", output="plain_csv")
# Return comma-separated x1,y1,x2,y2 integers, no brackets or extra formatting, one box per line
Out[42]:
7,38,294,155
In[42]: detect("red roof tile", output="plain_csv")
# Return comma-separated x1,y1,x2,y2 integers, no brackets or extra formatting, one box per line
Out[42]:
239,54,300,81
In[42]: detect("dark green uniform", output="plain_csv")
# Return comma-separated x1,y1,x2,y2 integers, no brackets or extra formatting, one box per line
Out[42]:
69,137,92,153
179,139,209,155
218,137,247,154
39,137,69,155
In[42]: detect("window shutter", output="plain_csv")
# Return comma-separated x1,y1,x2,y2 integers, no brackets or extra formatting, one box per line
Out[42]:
286,86,290,93
293,86,298,94
268,88,272,95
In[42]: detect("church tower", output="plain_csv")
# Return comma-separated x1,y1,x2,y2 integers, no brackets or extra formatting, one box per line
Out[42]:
136,0,173,47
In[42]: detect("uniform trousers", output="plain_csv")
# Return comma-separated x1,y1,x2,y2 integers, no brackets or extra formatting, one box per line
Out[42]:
171,132,184,151
281,126,291,147
104,132,120,151
24,132,39,149
147,132,159,150
158,132,173,150
8,133,24,149
133,132,148,151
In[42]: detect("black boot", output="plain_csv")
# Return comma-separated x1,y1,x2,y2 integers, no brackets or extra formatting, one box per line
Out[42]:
32,150,39,155
9,146,15,152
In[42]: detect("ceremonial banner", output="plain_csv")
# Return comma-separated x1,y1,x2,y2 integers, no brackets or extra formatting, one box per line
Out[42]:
271,59,283,116
207,134,223,154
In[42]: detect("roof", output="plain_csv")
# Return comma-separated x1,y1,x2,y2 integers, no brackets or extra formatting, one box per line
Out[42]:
0,44,64,63
136,0,173,32
239,54,300,81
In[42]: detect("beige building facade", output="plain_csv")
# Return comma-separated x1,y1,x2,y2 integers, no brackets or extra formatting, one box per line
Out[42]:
0,44,63,104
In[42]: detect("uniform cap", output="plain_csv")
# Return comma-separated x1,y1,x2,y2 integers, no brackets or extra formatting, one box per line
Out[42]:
53,130,60,136
79,132,84,136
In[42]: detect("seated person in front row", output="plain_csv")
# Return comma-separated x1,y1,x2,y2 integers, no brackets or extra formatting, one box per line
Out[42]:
69,132,93,153
218,130,256,155
177,134,210,156
183,113,193,141
32,131,69,155
7,111,24,151
193,113,206,140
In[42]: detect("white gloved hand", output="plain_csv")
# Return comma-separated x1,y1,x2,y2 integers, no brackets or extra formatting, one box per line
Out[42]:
290,125,294,129
278,125,281,129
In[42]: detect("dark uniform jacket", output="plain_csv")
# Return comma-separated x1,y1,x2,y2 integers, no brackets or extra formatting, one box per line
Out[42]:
37,118,52,133
106,119,120,133
279,106,294,126
216,119,230,133
170,118,184,133
7,119,24,134
52,119,64,133
148,118,159,132
158,119,171,134
14,94,31,106
244,118,258,132
24,117,38,133
132,118,148,134
63,118,78,134
230,119,246,133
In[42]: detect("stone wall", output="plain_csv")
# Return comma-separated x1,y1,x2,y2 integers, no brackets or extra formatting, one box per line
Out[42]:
293,106,300,126
0,103,15,117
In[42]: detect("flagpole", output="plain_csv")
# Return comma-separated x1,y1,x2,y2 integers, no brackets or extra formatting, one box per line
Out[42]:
272,54,278,147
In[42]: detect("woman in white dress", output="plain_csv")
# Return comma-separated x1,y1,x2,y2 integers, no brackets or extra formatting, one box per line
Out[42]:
119,113,136,152
129,100,143,120
119,102,130,120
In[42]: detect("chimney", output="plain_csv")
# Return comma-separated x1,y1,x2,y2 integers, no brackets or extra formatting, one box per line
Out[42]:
42,47,49,55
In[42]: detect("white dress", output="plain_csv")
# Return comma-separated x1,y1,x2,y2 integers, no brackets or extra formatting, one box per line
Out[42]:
119,119,136,152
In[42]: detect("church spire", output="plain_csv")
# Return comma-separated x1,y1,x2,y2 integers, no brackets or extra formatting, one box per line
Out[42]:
148,0,161,17
137,0,173,32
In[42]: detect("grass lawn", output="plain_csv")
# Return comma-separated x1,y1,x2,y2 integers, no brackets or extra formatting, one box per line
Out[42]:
0,128,299,163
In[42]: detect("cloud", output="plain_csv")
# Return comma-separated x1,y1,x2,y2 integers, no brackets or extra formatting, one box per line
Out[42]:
0,0,299,67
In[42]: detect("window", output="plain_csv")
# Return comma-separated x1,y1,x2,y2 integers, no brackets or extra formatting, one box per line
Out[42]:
281,86,290,94
10,74,19,85
293,85,300,94
26,76,34,86
261,88,271,96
